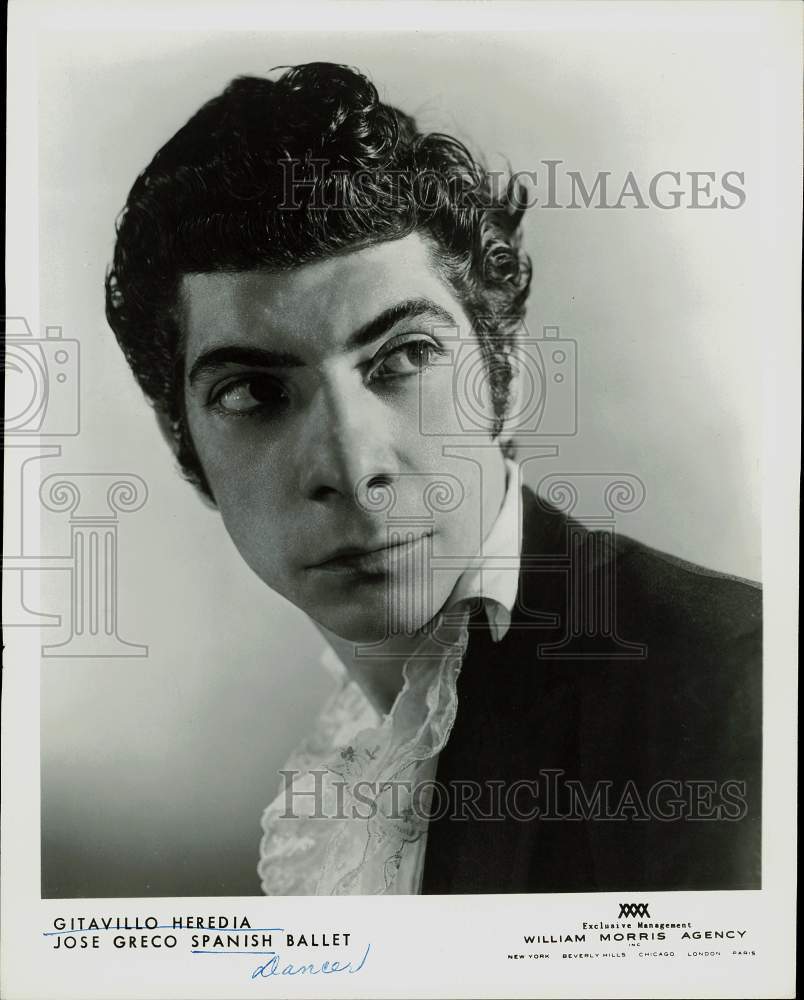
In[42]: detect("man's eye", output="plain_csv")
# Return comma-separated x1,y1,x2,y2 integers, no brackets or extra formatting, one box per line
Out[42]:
211,375,289,416
371,339,443,381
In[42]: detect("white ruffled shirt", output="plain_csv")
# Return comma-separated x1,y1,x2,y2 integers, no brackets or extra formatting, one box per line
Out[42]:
258,460,522,895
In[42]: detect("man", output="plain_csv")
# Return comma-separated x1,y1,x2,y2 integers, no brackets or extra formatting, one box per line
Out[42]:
105,62,761,895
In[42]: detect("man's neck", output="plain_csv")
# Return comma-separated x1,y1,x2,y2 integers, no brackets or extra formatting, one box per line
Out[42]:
315,625,413,718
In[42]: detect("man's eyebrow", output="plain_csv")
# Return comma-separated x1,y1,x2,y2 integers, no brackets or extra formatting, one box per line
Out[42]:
188,346,301,387
345,297,457,351
186,297,458,387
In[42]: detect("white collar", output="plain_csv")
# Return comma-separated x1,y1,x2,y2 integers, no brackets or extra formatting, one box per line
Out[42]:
443,457,521,643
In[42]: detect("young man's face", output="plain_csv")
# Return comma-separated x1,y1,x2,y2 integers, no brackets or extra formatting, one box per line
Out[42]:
182,232,507,642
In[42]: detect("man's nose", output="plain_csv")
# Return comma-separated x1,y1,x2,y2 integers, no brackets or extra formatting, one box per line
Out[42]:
297,379,398,504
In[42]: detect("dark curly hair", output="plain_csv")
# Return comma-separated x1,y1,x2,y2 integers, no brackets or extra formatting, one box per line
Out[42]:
105,62,532,500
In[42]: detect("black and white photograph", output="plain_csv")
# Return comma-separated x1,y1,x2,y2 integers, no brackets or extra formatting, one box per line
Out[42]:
2,2,799,998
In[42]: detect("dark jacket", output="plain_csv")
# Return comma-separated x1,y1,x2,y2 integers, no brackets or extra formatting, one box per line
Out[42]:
421,485,762,893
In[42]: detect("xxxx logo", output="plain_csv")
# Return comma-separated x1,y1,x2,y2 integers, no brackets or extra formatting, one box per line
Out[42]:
619,903,650,918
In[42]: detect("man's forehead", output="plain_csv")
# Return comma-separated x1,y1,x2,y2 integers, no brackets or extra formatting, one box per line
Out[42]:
179,233,464,358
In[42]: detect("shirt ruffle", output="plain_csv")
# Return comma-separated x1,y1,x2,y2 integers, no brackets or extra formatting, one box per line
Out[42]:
258,606,471,895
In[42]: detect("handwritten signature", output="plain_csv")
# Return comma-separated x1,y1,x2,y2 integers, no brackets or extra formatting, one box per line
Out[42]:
251,943,370,980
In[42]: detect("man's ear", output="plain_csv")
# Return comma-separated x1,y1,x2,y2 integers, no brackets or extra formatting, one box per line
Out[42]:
153,407,218,511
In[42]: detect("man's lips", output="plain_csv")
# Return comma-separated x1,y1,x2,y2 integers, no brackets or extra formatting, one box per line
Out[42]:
308,531,433,574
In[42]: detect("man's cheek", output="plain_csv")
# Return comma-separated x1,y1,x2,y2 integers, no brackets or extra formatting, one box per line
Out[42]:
215,495,281,574
228,526,289,592
211,456,281,512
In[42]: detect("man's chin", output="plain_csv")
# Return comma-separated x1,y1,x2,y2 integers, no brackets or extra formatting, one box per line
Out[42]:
290,567,460,644
305,589,445,644
312,608,430,645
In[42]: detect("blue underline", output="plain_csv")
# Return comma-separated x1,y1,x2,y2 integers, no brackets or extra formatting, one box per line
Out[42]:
193,950,277,955
44,926,284,936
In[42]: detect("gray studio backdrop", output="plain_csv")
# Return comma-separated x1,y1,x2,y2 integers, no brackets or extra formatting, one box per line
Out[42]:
36,29,761,896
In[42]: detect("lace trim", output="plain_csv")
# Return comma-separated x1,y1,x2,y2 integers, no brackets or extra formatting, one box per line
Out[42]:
258,607,471,895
